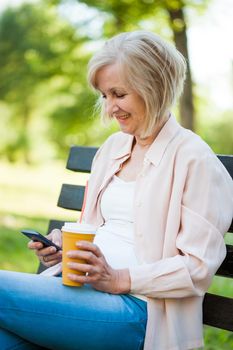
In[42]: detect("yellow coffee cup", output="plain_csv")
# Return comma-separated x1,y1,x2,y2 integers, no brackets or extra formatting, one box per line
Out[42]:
62,223,96,287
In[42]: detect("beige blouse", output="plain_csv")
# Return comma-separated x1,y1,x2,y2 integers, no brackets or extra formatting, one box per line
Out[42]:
83,116,233,350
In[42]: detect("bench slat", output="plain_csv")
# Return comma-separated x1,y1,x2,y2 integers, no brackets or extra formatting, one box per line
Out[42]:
57,188,232,233
203,292,233,331
47,219,65,233
64,150,233,232
216,244,233,278
57,182,233,232
57,184,85,211
217,155,233,233
66,149,233,178
217,155,233,179
66,146,98,173
228,221,233,233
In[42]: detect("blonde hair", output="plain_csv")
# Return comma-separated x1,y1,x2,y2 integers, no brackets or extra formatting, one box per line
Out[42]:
88,30,186,137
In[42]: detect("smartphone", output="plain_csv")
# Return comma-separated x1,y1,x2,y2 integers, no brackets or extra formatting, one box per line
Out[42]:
21,229,62,251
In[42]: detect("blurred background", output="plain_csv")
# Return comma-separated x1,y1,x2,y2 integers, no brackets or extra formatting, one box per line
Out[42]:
0,0,232,347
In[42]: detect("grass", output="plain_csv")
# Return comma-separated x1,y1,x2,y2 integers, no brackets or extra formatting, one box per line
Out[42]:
0,160,88,272
0,160,232,348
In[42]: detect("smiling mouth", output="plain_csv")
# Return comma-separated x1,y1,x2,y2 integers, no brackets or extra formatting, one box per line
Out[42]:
115,114,130,120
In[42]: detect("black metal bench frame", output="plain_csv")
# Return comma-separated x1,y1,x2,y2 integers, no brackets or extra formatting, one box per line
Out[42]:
42,146,233,332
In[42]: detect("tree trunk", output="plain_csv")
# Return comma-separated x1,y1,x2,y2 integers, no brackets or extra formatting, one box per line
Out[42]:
167,6,195,131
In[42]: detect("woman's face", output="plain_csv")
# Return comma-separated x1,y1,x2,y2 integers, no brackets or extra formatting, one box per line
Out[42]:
96,63,146,138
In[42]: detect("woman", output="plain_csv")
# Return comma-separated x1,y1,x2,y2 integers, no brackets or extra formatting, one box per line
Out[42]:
0,31,232,350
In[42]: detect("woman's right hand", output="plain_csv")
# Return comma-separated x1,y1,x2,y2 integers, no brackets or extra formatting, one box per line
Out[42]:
28,229,62,267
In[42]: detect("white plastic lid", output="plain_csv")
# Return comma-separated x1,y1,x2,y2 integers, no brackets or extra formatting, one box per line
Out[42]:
61,222,96,234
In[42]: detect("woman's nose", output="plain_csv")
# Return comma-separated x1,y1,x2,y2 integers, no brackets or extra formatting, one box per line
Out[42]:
105,97,119,115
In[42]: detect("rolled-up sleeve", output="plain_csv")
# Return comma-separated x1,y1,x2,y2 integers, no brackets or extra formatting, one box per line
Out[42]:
129,154,233,298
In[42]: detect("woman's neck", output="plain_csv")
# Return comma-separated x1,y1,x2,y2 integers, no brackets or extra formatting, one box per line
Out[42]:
134,115,169,148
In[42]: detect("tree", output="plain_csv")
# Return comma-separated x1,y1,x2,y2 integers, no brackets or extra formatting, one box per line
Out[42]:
0,1,93,162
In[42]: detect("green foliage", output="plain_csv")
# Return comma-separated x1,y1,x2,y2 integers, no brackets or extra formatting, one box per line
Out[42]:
0,3,82,103
198,111,233,154
0,0,231,165
0,216,46,273
204,326,233,350
195,88,233,154
0,1,95,163
77,0,210,37
78,0,168,37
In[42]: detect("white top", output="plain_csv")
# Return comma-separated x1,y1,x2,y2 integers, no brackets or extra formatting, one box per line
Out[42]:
94,175,147,302
94,175,139,269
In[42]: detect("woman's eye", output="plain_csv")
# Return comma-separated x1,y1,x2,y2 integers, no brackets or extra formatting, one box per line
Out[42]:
116,94,126,98
101,94,106,99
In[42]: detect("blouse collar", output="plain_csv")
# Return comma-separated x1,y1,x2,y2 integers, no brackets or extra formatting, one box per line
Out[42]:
111,115,182,167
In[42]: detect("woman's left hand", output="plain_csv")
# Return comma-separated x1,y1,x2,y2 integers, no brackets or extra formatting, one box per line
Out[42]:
66,241,131,294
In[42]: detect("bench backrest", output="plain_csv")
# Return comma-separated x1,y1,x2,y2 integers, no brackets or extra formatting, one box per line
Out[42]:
47,146,233,331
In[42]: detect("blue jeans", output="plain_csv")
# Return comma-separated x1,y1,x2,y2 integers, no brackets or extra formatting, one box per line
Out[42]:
0,270,147,350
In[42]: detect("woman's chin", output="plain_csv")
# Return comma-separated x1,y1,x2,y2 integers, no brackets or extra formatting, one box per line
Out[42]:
118,125,133,135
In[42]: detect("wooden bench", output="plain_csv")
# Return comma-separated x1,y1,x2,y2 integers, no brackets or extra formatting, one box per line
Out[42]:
40,146,233,332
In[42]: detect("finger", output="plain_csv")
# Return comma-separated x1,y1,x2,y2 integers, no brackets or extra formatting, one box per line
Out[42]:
76,241,103,258
43,250,62,262
53,250,63,259
43,259,61,268
28,241,43,250
36,246,57,257
67,250,98,263
67,273,91,284
67,262,98,275
67,272,98,285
